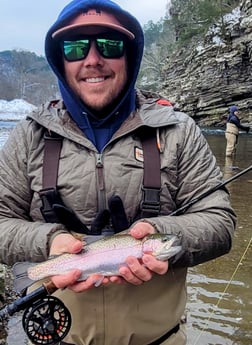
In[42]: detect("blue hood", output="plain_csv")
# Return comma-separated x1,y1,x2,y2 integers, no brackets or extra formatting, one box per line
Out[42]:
227,105,238,122
229,105,238,115
45,0,144,151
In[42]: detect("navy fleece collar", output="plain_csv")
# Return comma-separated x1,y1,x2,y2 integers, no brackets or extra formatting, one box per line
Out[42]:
45,0,144,151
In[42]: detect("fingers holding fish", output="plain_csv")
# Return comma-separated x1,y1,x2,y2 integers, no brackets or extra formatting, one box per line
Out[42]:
68,274,111,292
142,254,168,275
51,269,82,289
51,271,110,292
108,276,126,285
119,256,153,285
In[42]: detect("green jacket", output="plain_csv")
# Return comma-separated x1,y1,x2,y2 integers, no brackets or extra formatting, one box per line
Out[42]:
0,91,236,344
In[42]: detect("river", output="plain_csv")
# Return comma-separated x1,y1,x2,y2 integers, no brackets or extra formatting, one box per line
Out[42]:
0,123,251,345
187,131,252,345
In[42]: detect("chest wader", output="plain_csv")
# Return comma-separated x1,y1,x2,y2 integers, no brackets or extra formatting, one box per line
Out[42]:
38,129,181,344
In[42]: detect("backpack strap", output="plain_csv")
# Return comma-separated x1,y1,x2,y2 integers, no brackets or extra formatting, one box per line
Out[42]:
139,128,161,218
39,131,63,223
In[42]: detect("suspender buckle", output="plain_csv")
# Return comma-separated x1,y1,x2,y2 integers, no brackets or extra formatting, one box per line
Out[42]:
39,188,61,223
140,187,161,216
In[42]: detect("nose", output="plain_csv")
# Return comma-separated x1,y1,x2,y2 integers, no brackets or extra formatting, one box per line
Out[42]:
83,41,104,66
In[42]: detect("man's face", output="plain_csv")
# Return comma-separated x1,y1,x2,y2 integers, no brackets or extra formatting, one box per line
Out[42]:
63,30,128,114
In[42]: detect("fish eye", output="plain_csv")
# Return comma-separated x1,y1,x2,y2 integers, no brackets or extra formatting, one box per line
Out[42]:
161,235,171,242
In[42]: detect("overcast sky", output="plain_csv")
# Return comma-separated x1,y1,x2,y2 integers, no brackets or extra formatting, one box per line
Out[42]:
0,0,168,56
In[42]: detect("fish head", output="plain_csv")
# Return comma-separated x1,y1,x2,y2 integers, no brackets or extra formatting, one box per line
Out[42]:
152,234,182,261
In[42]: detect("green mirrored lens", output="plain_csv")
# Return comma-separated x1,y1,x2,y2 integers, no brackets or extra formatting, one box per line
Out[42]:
62,37,125,61
96,38,124,58
63,40,90,61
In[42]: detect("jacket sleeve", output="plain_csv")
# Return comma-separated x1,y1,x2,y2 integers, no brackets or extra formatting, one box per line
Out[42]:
238,124,249,132
229,115,249,131
0,120,68,266
144,117,236,267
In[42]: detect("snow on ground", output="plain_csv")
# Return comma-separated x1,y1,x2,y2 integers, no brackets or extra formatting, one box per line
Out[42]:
0,99,36,147
0,99,36,121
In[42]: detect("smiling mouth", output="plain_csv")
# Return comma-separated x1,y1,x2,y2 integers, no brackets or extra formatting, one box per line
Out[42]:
85,77,107,83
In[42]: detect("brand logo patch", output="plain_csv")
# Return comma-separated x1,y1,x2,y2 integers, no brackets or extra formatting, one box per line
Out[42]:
135,146,144,162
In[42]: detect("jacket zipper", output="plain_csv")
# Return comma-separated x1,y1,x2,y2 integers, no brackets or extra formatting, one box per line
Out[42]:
96,153,106,211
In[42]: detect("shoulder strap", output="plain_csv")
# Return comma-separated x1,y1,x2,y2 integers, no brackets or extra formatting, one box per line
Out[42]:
39,131,63,223
139,128,161,218
42,131,63,189
39,131,90,234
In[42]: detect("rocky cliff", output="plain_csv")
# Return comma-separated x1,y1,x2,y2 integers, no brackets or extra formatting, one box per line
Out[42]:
161,0,252,126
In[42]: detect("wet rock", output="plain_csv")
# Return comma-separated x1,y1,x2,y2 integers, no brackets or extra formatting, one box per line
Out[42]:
0,265,8,343
161,0,252,126
0,264,20,344
0,265,6,304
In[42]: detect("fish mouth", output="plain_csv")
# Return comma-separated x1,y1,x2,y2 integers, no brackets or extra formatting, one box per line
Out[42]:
154,243,182,261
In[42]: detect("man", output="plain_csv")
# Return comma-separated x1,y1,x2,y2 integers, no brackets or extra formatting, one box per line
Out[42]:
225,105,250,156
0,0,236,344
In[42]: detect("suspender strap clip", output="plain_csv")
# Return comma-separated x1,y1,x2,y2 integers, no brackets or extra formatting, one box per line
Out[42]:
141,187,161,216
39,187,62,223
139,127,161,218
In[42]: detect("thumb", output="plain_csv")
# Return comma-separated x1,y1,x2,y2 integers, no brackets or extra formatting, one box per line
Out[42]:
130,221,156,239
50,233,83,255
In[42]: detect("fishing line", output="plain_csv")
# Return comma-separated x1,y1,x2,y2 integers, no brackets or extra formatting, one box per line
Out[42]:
191,233,252,345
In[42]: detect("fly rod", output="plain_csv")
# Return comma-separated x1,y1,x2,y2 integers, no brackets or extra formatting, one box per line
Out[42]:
170,163,252,216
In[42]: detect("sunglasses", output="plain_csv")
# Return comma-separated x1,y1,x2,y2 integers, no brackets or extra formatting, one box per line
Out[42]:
61,35,126,61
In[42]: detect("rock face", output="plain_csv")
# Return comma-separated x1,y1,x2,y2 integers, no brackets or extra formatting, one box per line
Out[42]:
161,0,252,126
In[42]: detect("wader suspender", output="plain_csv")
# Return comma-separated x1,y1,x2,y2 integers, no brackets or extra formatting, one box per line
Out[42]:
39,129,161,226
39,131,63,223
140,128,161,218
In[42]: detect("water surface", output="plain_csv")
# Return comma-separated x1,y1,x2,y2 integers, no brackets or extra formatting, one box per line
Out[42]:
187,131,252,345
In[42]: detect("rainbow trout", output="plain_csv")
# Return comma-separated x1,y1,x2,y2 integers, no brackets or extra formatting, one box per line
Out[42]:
27,234,182,281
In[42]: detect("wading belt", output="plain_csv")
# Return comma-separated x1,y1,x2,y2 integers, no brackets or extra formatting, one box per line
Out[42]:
59,324,179,345
39,128,161,230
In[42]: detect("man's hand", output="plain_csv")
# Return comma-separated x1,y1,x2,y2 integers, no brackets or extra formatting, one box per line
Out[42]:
50,233,83,256
110,222,169,285
49,233,109,292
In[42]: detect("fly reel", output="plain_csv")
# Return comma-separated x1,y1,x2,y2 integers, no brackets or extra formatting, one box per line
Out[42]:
22,296,71,345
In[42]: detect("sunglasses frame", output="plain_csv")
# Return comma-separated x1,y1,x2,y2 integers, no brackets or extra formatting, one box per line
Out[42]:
61,32,127,62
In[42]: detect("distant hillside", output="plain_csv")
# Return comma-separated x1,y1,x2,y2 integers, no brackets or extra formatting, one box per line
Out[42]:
0,50,58,106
